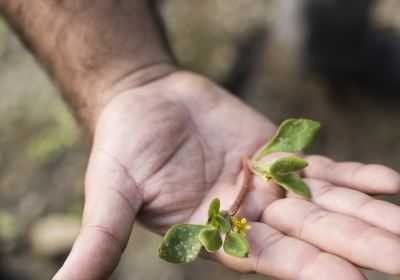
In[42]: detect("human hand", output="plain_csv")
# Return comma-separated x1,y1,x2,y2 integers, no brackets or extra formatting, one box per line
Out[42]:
54,71,400,280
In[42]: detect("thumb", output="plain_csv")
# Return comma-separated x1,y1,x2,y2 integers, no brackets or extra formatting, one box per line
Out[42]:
54,148,142,280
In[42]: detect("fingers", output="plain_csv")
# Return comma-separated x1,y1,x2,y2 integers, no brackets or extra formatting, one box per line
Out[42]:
213,223,365,280
262,198,400,275
54,150,142,280
305,178,400,235
303,155,400,194
238,171,284,222
236,151,297,221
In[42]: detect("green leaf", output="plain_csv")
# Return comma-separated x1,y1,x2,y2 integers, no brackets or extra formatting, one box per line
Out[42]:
272,173,311,198
223,231,249,258
269,156,308,176
251,161,271,173
208,198,220,220
249,161,273,182
254,119,320,160
199,227,223,252
158,224,206,263
215,215,231,233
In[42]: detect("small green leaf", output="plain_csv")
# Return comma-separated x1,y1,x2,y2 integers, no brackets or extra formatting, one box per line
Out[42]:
215,215,231,233
254,119,320,160
208,198,220,220
199,227,223,252
251,161,271,173
223,231,249,258
250,161,273,182
269,156,308,175
158,224,206,263
272,173,311,198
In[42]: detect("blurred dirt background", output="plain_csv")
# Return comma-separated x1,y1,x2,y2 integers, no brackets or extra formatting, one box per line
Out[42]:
1,0,400,279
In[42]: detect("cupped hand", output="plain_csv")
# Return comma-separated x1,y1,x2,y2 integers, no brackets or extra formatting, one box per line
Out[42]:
54,71,400,280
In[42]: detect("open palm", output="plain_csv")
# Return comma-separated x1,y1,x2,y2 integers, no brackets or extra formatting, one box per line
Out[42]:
54,72,400,280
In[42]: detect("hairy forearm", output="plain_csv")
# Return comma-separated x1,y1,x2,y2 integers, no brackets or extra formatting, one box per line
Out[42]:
0,0,176,130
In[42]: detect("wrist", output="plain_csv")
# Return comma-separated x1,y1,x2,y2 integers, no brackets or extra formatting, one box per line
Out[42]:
79,61,178,134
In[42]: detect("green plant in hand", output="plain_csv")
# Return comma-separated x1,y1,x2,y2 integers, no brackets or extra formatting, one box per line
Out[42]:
251,118,320,198
158,118,320,263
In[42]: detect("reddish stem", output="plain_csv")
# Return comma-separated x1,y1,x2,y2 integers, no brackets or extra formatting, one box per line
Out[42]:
227,154,252,216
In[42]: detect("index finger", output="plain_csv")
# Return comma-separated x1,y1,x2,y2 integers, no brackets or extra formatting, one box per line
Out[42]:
211,223,365,280
303,155,400,194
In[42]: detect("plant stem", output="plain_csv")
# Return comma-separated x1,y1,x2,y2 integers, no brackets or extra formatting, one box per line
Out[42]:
227,154,252,216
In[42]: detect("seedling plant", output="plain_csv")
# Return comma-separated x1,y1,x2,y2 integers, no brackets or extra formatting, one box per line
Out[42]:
158,119,320,263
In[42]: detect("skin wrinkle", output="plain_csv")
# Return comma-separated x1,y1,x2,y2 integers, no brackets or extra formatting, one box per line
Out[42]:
254,233,286,274
296,251,320,280
107,185,139,217
308,179,400,236
81,224,124,254
314,182,338,200
141,144,207,201
349,163,364,188
323,160,336,180
140,186,202,216
156,184,200,213
97,109,205,210
180,95,234,188
97,148,145,202
255,188,283,222
115,158,145,203
139,184,203,231
298,209,331,240
162,90,223,189
174,104,234,224
140,206,197,231
354,196,374,218
347,224,374,263
145,185,201,210
104,61,177,97
149,132,192,194
136,133,208,227
131,103,189,178
138,176,209,226
140,134,191,192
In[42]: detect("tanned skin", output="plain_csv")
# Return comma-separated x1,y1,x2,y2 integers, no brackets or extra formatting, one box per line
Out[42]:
0,0,176,130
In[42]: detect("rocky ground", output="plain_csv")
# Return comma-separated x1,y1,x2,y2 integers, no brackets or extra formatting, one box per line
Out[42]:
1,1,399,279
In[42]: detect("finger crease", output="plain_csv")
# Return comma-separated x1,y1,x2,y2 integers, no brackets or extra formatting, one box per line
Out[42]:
296,251,321,280
99,148,145,201
324,161,337,181
316,183,335,199
348,224,374,261
354,197,373,218
254,233,285,273
109,186,138,215
84,224,124,254
114,158,145,202
299,210,330,239
349,164,363,188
